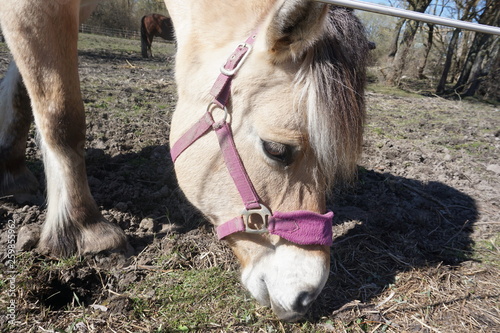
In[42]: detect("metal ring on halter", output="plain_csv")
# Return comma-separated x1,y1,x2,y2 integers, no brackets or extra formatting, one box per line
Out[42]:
207,102,228,126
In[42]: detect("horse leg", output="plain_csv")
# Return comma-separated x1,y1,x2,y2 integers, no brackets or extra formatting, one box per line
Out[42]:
0,0,127,257
141,38,149,58
0,62,39,197
148,36,154,58
142,36,153,58
141,20,149,58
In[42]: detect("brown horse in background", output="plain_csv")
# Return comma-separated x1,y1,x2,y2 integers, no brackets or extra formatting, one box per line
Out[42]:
140,13,174,58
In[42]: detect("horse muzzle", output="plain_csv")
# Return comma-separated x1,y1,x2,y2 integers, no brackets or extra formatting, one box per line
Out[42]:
240,241,330,322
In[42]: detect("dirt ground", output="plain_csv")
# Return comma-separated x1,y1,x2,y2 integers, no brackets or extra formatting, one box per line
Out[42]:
0,34,499,332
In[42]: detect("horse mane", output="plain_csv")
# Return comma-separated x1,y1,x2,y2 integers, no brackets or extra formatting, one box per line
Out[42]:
295,7,369,189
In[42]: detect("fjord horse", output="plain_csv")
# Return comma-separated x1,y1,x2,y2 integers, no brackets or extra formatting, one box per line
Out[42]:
0,0,369,321
140,13,174,58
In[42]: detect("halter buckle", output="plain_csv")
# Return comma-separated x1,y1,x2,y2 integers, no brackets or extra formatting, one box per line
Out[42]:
241,204,271,234
220,43,253,76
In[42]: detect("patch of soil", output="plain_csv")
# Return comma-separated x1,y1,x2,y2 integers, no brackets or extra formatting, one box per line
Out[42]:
27,257,105,310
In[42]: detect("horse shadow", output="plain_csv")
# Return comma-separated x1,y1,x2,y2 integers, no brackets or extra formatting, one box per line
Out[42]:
14,144,477,319
309,168,478,320
91,144,477,319
83,145,206,253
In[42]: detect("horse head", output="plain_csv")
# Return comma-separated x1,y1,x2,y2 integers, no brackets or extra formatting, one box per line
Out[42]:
167,0,369,321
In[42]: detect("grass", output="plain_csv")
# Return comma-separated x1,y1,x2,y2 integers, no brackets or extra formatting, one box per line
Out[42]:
0,41,9,54
78,33,175,57
366,83,426,98
129,267,260,331
449,141,492,153
40,256,82,271
365,85,499,160
472,235,500,269
0,33,174,60
2,252,276,332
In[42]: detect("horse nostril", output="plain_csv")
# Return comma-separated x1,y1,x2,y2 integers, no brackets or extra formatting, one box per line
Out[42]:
293,291,315,313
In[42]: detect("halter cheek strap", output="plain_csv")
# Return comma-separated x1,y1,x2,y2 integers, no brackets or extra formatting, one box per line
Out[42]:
170,31,333,247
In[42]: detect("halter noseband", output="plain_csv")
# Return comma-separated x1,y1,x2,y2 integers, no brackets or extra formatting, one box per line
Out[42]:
170,32,333,246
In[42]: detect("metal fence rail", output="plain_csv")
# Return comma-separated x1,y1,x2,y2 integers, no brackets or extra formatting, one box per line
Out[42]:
316,0,500,35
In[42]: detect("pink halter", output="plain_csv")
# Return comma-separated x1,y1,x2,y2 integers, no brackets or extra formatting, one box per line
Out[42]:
171,32,333,246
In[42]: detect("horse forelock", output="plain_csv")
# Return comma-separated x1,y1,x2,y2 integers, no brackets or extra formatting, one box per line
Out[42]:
295,7,369,189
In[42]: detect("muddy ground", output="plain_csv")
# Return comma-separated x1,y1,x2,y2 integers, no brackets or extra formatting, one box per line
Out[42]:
0,34,499,332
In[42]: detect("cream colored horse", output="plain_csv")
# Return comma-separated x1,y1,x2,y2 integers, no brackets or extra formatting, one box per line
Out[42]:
0,0,369,321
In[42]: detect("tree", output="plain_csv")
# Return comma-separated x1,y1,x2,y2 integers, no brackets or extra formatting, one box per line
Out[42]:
452,29,473,81
86,0,137,30
85,0,168,31
436,0,479,94
387,0,434,85
356,11,398,65
454,0,499,98
135,0,168,17
436,28,461,93
417,23,435,78
388,18,407,57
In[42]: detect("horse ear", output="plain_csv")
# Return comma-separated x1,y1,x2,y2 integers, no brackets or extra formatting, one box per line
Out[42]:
263,0,329,63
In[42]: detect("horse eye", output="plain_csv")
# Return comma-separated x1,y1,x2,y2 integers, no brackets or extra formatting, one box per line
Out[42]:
262,140,294,165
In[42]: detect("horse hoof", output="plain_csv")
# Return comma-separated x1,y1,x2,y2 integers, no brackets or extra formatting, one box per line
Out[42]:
81,219,130,256
0,167,39,200
38,217,128,258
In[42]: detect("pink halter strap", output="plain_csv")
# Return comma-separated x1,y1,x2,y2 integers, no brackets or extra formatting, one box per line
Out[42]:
170,31,333,246
217,211,334,246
